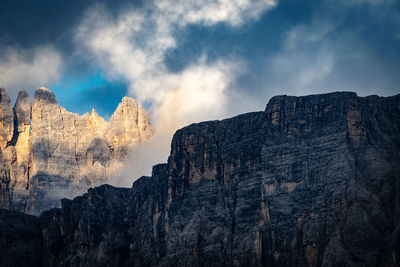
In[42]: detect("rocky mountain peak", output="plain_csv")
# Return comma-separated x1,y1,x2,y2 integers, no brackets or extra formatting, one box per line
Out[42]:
107,96,152,158
14,90,31,131
110,96,139,124
0,88,10,99
121,95,137,105
33,87,57,104
0,87,153,214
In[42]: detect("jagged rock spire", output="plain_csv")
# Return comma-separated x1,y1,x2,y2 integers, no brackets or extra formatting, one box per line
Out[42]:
0,87,153,214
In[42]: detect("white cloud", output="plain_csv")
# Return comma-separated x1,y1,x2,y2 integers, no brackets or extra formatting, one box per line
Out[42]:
75,0,276,182
268,23,335,94
110,132,171,187
0,46,62,99
154,0,276,27
153,59,242,132
254,0,400,100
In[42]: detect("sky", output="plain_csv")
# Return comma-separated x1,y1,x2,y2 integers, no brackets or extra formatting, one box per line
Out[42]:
1,0,400,182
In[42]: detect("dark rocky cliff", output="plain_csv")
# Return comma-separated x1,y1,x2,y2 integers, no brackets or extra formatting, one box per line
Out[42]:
1,92,399,266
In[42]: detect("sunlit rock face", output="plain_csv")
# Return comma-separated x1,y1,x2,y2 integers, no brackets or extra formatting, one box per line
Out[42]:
0,88,14,149
0,87,152,214
106,96,153,160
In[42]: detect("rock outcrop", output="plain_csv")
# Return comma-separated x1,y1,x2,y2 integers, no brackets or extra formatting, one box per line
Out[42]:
0,87,152,214
0,209,43,266
0,92,399,266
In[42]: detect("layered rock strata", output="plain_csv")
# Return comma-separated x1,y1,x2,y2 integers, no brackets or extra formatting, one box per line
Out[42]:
0,87,152,214
0,91,399,266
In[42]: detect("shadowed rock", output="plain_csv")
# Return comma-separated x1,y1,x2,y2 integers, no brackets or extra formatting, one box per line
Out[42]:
0,91,399,266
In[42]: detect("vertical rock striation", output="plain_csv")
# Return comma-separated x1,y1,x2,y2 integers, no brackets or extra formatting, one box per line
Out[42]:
0,91,399,266
0,87,152,214
0,88,14,149
0,88,14,210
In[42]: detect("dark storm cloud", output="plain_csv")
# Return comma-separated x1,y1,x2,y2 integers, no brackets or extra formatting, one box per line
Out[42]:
0,0,142,51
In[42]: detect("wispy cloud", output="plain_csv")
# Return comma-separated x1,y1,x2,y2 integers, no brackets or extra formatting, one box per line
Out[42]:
0,46,62,99
267,21,336,95
154,0,276,26
251,0,400,100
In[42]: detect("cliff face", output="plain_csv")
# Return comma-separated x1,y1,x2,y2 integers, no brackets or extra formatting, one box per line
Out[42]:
0,92,399,266
0,87,152,214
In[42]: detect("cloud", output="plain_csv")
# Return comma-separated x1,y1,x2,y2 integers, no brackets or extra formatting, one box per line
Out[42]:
154,57,245,128
247,0,400,100
267,22,336,95
0,46,62,99
154,0,276,27
75,0,276,113
109,132,171,187
75,0,276,182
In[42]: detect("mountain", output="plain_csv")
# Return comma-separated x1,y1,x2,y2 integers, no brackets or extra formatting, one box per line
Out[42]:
0,87,152,214
0,91,399,266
